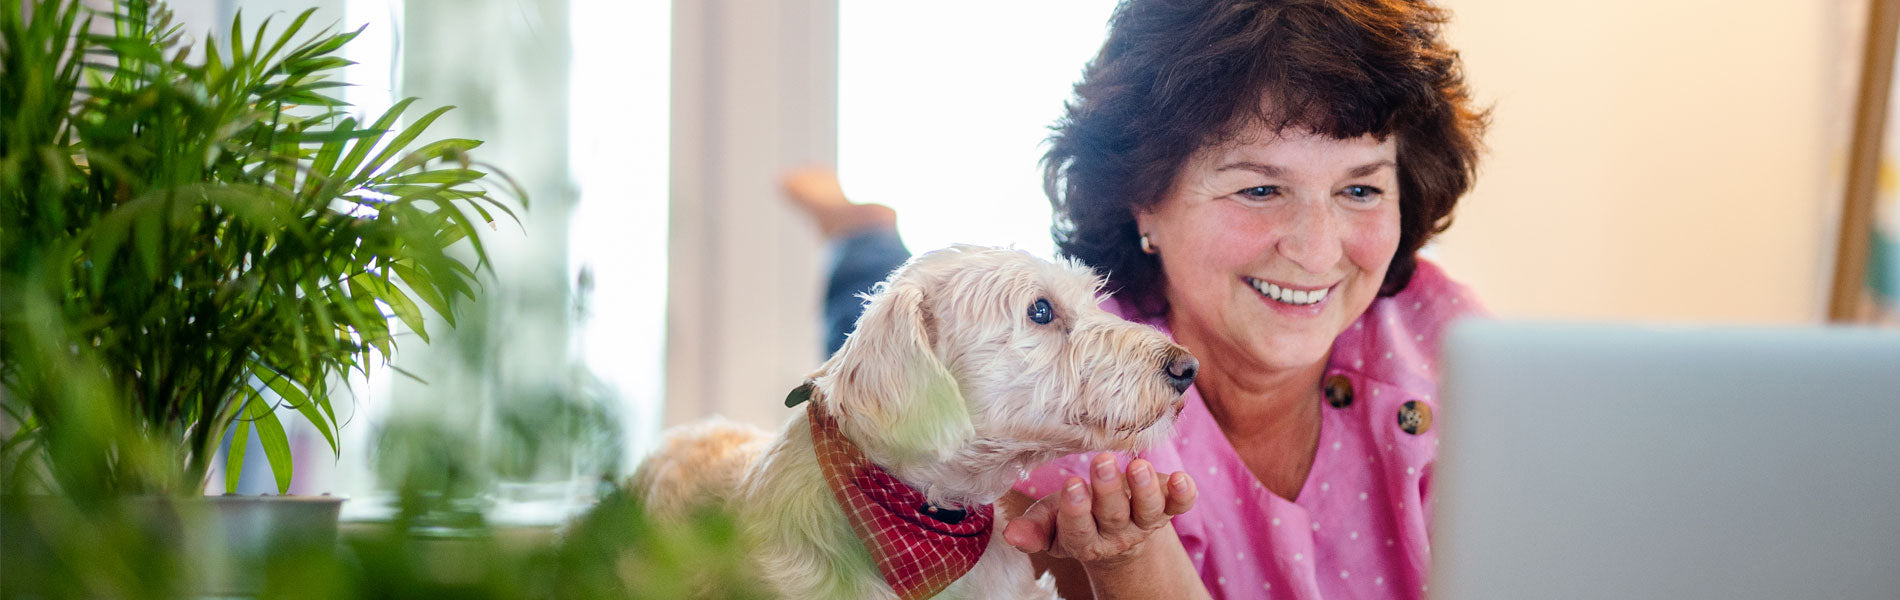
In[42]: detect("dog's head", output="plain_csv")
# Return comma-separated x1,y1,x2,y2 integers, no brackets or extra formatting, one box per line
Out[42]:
811,245,1194,502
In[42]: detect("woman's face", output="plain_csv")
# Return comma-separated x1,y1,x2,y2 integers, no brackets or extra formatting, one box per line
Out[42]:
1137,126,1401,374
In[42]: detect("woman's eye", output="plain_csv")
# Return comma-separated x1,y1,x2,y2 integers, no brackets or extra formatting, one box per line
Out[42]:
1028,298,1054,325
1342,185,1383,200
1238,185,1279,199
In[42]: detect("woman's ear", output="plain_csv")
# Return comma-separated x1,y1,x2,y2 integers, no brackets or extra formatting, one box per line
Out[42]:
1133,208,1154,232
815,280,974,466
1134,209,1158,247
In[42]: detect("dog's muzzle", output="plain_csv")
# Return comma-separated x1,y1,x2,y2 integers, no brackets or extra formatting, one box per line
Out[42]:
1164,351,1198,395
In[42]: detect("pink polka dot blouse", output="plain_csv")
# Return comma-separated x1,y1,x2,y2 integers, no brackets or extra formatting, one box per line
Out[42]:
1014,259,1484,599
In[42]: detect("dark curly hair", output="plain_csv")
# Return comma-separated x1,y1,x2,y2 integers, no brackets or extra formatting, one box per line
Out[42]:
1045,0,1487,317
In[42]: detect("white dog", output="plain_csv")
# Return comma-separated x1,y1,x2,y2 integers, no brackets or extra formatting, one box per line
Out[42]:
630,245,1196,599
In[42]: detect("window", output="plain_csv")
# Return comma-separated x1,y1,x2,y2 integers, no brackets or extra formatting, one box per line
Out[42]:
196,0,673,524
838,1,1121,259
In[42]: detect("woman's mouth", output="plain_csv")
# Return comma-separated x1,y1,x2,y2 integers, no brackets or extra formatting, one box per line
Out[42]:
1245,277,1331,306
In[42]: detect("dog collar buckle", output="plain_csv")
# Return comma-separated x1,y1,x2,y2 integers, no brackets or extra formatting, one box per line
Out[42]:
919,503,967,525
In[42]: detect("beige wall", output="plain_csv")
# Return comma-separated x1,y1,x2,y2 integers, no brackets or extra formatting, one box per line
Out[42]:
1431,0,1863,324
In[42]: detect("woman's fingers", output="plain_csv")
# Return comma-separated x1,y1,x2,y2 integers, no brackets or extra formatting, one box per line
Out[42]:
1004,459,1193,564
1126,459,1168,529
1163,472,1197,516
1089,454,1132,531
1051,477,1100,560
1003,495,1058,554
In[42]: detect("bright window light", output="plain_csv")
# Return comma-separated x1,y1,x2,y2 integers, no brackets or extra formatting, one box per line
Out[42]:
568,0,670,462
838,1,1121,260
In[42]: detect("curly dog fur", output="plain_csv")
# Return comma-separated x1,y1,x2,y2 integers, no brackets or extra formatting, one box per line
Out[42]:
629,245,1193,599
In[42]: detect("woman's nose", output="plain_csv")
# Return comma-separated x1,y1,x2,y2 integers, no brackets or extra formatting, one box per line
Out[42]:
1275,199,1344,273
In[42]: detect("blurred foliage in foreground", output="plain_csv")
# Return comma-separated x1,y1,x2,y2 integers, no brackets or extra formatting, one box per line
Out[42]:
1,487,766,599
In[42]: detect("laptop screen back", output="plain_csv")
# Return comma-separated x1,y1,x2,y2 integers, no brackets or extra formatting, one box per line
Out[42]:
1432,319,1900,600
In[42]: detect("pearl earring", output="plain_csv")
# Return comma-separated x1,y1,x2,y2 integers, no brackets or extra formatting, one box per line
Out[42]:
1140,234,1157,255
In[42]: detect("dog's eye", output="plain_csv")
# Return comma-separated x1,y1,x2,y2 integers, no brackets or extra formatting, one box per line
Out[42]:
1028,298,1054,325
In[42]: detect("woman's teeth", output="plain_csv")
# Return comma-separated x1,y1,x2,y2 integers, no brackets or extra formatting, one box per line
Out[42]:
1249,278,1328,306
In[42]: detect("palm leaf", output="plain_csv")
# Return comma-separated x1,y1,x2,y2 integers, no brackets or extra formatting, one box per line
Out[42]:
1,0,523,497
239,392,294,494
256,360,336,456
224,392,253,491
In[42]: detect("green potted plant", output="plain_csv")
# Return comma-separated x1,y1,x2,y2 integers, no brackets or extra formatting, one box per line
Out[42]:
0,0,520,593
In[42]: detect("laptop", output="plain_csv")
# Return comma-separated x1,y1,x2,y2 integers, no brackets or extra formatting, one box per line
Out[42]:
1431,319,1900,600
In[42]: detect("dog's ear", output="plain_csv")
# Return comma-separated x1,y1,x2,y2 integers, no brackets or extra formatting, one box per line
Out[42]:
816,280,974,466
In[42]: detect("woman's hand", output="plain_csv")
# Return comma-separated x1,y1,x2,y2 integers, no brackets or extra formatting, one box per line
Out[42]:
1003,453,1196,566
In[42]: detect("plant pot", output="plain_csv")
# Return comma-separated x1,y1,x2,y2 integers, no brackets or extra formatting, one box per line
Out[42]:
1,494,346,596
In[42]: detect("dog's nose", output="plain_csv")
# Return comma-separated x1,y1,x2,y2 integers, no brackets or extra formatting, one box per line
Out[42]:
1165,353,1198,394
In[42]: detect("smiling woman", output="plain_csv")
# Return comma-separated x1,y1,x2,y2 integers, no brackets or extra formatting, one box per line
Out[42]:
793,1,1488,599
1136,130,1403,380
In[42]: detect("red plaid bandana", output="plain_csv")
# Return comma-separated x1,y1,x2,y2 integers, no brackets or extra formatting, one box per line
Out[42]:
808,402,994,600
